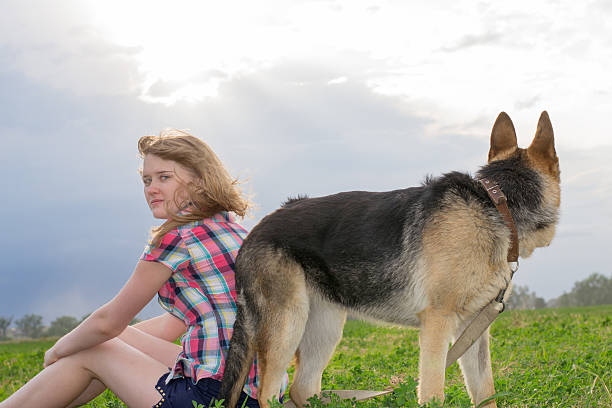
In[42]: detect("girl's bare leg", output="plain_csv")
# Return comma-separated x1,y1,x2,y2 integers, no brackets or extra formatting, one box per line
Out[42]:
0,338,170,408
66,379,107,408
66,324,183,407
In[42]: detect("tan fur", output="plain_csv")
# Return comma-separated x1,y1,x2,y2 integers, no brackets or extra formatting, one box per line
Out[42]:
417,308,456,403
418,199,507,406
422,197,509,315
253,253,310,406
526,152,561,182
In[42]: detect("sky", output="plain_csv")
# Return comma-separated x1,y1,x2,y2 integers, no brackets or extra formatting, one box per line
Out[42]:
1,0,611,324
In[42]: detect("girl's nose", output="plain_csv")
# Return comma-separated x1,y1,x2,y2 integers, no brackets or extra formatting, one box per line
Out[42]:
145,183,160,195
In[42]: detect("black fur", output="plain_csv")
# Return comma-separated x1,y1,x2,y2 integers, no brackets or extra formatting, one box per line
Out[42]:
281,195,309,207
245,188,425,307
477,151,557,232
477,152,542,212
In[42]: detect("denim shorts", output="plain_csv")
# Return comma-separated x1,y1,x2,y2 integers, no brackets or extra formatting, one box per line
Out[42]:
153,373,260,408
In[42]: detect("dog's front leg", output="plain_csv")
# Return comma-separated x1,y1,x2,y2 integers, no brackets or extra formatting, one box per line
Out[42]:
456,326,497,407
417,308,455,404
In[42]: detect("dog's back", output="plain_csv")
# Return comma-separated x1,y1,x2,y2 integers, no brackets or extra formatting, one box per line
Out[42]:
244,188,424,309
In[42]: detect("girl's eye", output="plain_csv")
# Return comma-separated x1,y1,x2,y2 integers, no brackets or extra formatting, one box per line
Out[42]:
160,175,171,181
143,178,151,186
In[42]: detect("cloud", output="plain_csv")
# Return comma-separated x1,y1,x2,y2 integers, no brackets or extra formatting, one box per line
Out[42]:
441,30,503,52
0,61,482,321
514,95,541,110
145,70,229,98
0,0,143,96
1,0,612,323
3,53,608,320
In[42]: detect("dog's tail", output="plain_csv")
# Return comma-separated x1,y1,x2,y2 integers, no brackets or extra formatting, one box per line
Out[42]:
218,290,257,408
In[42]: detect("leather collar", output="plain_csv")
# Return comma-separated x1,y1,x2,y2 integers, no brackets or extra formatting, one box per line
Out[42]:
479,178,519,263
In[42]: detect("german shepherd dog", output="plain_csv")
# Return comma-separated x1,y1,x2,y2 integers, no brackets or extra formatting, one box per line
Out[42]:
219,112,560,408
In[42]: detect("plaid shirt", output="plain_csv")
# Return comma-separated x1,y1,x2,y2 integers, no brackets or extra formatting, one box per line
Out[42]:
140,212,288,399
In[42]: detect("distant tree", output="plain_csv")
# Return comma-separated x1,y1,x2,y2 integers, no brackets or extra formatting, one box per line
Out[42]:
549,273,612,307
547,294,566,308
15,314,44,338
47,316,80,337
0,316,13,339
533,296,547,309
507,285,546,310
571,273,612,306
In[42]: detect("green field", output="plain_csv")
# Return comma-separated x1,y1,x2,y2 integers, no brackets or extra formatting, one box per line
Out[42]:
1,306,610,407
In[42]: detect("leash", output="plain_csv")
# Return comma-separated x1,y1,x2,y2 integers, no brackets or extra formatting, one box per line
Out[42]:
445,178,519,369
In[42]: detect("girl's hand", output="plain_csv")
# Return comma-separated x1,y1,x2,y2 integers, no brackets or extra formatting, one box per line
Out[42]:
43,347,60,368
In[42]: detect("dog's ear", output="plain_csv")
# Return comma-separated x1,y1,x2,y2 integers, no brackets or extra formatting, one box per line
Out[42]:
488,112,518,162
527,111,556,161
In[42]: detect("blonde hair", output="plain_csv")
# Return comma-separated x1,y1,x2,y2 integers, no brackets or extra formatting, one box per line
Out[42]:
138,129,250,247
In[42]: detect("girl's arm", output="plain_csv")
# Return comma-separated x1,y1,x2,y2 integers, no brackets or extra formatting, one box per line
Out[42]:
131,313,186,342
44,260,172,366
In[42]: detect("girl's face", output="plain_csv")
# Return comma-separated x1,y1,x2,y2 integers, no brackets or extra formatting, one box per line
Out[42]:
142,154,196,219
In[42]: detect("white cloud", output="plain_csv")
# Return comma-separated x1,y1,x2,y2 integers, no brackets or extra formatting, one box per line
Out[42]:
3,0,611,148
328,76,348,85
0,1,143,96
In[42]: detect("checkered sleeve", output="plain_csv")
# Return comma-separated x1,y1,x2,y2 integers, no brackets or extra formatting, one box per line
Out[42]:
140,230,191,272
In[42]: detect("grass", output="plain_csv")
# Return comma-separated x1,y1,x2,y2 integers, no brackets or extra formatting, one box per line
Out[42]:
1,306,610,407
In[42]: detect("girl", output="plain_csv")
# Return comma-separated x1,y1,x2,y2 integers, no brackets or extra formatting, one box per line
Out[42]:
0,129,286,408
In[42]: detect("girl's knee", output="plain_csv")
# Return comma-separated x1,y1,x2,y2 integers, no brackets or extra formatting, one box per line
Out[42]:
69,338,123,364
62,338,125,379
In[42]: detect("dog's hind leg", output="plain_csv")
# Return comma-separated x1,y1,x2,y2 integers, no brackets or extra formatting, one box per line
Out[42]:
256,301,309,407
417,308,455,405
254,265,310,408
290,295,347,407
455,325,497,407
